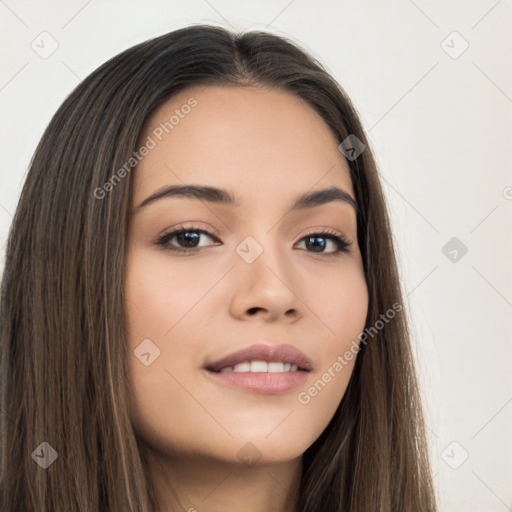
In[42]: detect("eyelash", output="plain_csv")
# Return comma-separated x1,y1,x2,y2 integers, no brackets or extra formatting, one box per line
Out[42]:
155,224,352,257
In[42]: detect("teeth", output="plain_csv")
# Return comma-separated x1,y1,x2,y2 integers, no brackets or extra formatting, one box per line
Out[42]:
217,360,300,373
233,362,251,372
268,362,284,372
250,361,267,372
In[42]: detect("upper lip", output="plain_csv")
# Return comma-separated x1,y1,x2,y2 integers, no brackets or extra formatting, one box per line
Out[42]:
205,343,313,372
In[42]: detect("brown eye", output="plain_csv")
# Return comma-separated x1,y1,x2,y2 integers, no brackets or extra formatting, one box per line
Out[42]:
296,232,351,256
156,227,219,253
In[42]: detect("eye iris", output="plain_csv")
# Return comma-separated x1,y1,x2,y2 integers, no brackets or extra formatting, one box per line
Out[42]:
306,236,326,252
177,232,200,247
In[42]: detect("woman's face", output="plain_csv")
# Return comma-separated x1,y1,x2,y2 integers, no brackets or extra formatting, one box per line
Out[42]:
125,84,368,464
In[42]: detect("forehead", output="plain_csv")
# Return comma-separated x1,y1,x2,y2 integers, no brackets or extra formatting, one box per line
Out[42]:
133,85,353,204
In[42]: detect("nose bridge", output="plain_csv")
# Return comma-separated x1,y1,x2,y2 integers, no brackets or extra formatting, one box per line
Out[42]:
235,227,285,277
233,228,299,299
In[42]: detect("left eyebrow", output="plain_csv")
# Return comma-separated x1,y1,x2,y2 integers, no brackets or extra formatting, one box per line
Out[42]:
136,184,358,214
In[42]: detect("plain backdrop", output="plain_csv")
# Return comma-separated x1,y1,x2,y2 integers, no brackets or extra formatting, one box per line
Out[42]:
1,1,511,510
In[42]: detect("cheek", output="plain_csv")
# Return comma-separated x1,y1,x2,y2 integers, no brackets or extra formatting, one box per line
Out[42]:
124,251,213,339
312,261,369,344
301,266,368,407
124,250,219,443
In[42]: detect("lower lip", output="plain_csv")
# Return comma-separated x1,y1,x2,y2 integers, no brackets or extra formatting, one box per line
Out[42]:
203,369,310,394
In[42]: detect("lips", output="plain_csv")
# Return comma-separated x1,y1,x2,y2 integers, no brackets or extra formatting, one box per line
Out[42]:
205,343,313,373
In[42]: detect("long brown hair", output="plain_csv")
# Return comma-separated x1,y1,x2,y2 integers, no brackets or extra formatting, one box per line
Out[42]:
0,24,437,511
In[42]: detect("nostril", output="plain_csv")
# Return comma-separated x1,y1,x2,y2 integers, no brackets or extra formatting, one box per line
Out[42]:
247,307,265,315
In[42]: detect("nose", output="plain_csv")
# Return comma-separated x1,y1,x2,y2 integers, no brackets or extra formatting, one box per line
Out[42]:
228,238,303,323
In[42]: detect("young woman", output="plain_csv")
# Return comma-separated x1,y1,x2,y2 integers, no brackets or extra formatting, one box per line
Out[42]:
0,24,438,511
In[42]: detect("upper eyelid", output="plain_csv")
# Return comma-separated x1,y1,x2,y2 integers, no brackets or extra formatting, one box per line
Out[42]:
158,223,220,239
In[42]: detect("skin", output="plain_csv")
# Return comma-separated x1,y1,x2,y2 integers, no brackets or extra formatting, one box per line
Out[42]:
125,84,369,512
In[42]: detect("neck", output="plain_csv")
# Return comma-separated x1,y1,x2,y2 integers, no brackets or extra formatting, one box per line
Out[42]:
143,447,303,512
